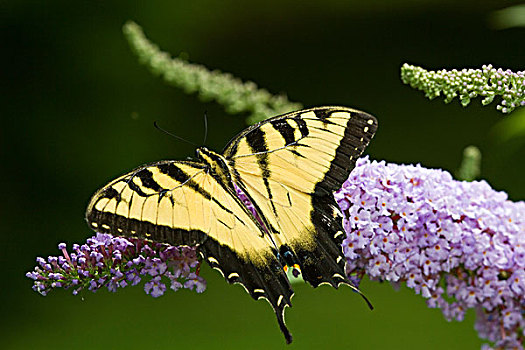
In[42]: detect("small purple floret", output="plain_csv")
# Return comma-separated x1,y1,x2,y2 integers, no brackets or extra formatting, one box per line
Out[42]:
144,276,166,297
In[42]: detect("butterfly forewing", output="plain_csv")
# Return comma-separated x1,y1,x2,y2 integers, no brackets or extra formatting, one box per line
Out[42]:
86,160,294,341
224,107,377,287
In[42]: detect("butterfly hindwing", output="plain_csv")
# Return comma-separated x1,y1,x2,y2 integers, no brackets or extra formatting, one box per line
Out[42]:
224,106,378,288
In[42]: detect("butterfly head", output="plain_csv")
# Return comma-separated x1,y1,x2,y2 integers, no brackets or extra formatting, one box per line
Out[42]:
195,147,232,183
195,146,216,163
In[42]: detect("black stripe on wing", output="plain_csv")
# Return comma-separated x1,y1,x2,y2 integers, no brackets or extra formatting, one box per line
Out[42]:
86,210,206,246
306,108,376,291
314,109,377,192
297,196,349,288
245,126,281,220
269,119,297,146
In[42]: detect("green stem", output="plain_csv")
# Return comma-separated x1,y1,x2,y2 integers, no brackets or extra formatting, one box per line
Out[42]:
456,145,481,181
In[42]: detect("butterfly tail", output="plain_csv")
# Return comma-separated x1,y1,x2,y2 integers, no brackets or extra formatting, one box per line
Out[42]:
200,239,295,343
276,308,293,344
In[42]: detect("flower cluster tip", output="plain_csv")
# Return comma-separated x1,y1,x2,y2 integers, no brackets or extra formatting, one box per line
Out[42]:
26,233,206,298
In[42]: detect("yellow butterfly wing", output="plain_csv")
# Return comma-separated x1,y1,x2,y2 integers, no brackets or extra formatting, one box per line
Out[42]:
224,106,377,288
85,160,294,342
86,106,377,343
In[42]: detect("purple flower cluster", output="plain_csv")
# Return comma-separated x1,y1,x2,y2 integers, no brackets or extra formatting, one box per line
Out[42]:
26,233,205,298
335,157,525,349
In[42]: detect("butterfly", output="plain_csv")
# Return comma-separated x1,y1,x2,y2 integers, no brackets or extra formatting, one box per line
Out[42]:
86,106,377,343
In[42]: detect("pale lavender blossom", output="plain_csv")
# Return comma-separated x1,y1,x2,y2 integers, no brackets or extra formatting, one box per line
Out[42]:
144,276,167,297
183,272,207,293
26,233,206,297
336,157,525,349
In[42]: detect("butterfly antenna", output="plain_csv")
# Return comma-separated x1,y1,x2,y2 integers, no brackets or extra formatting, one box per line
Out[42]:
202,111,208,146
153,121,198,147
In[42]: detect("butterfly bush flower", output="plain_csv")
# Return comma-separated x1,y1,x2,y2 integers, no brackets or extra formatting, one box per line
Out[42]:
26,233,206,297
335,157,525,349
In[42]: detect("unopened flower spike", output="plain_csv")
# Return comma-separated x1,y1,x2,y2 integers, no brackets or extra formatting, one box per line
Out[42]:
123,21,302,124
401,63,525,114
456,145,481,181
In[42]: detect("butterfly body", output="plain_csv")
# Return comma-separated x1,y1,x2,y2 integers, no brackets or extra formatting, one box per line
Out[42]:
195,147,233,185
86,106,377,344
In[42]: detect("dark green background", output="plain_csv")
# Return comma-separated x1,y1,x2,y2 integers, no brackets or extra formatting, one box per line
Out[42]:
3,1,524,349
